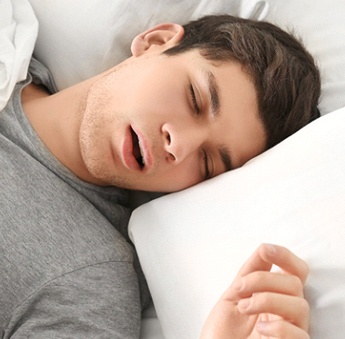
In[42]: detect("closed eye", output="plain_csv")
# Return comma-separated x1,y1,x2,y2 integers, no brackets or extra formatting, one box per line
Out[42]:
189,83,201,115
202,150,211,180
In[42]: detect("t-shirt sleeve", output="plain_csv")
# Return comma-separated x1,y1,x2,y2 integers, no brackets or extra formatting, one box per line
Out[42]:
3,262,142,339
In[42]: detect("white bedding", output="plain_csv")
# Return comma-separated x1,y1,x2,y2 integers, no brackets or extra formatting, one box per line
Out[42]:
3,0,345,338
0,0,37,111
130,106,345,338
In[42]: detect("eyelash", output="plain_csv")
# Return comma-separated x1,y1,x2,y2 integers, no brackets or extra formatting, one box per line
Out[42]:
202,150,211,180
189,83,201,115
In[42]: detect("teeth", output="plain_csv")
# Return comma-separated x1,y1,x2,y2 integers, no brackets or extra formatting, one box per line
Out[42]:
130,127,145,168
138,140,145,165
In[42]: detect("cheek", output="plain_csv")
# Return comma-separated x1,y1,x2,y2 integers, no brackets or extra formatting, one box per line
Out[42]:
127,62,184,112
132,83,183,120
159,161,203,192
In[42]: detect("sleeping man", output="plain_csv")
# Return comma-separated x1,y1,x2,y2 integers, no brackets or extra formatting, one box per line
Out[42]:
0,14,320,338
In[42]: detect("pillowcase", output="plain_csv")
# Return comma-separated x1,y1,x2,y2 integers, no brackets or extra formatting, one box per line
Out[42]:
129,106,345,339
28,0,345,115
28,0,267,91
262,0,345,114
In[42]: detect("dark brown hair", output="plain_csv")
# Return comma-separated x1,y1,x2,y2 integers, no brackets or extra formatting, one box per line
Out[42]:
164,15,321,150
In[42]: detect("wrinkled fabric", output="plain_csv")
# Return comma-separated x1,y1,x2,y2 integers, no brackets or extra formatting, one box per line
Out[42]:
0,0,38,110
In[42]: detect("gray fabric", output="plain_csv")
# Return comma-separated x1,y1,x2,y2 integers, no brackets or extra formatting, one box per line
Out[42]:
0,59,149,338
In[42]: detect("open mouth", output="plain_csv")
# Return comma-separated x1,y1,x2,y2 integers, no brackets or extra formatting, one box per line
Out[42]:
130,127,145,169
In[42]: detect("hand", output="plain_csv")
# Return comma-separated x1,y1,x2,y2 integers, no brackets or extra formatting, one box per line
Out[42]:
200,244,310,339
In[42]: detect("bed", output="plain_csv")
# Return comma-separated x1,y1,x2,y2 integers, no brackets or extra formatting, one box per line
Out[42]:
3,0,345,338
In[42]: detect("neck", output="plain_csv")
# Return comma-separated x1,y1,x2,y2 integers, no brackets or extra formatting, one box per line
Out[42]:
22,78,104,184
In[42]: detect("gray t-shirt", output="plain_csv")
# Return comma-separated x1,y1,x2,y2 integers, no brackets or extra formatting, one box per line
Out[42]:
0,59,149,338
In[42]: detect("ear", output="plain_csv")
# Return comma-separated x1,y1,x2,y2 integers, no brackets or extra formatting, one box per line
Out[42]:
131,23,184,57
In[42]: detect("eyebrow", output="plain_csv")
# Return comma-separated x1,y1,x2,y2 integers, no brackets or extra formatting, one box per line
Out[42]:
205,71,232,172
206,71,221,118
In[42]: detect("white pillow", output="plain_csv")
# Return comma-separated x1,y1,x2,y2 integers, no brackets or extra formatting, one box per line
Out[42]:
129,106,345,339
28,0,267,91
262,0,345,114
28,0,345,115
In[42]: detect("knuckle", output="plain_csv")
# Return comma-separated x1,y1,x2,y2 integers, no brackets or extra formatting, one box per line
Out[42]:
254,291,270,308
250,271,267,284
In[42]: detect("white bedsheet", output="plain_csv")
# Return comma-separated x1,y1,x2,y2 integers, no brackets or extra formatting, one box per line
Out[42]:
0,0,38,111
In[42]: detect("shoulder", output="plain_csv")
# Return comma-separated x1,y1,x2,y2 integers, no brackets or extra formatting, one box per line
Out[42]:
4,262,141,338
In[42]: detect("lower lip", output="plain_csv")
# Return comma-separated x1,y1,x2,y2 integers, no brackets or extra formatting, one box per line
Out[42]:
121,127,142,171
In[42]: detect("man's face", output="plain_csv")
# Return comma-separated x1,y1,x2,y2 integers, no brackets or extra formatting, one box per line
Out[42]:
79,49,266,192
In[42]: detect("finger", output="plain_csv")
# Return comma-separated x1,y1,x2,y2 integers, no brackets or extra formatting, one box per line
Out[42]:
237,292,310,330
261,244,309,284
256,319,310,339
234,244,309,284
232,271,305,299
232,243,275,280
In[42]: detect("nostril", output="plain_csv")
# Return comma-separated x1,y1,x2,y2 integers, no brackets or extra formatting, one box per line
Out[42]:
162,124,176,160
164,131,171,145
162,124,172,146
166,153,176,162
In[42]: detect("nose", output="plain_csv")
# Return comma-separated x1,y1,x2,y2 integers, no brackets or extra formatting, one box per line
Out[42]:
161,123,206,163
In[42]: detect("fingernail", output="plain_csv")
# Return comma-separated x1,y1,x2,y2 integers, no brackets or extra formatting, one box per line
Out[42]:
265,243,277,256
238,298,251,311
